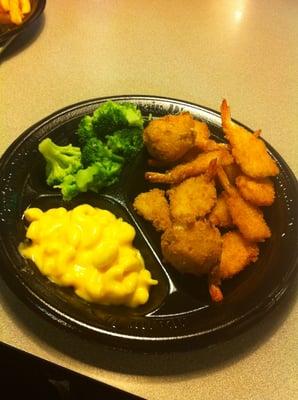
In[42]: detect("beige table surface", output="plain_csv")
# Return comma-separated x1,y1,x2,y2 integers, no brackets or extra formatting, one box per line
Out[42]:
0,1,297,399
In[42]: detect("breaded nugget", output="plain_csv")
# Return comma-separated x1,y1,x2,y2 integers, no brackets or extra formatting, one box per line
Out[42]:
168,177,216,224
209,192,233,228
217,166,271,242
133,189,171,232
194,120,228,152
219,231,259,279
143,112,195,164
235,175,275,206
221,99,279,178
161,221,222,276
145,148,233,184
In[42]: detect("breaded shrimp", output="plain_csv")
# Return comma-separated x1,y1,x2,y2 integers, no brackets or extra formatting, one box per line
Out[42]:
217,166,271,242
133,189,171,232
161,220,222,276
221,99,279,178
235,175,275,206
223,163,241,185
167,161,217,224
193,120,228,152
208,230,259,302
145,148,233,184
219,231,259,279
209,192,233,228
143,112,195,164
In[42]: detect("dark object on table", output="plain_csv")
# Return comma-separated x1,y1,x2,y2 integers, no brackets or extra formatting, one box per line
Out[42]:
0,342,143,399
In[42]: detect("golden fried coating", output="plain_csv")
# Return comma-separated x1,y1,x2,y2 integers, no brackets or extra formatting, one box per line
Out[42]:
145,148,233,184
193,120,222,152
223,163,241,185
143,112,195,164
161,221,222,276
135,102,278,303
168,174,217,224
133,189,171,232
219,231,259,279
221,99,279,178
193,120,228,152
217,166,271,242
235,175,275,206
194,120,210,140
209,192,233,228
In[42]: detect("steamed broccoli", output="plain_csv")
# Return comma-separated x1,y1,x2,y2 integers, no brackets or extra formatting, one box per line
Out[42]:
76,115,96,145
81,137,124,167
39,101,144,201
106,127,143,161
54,175,79,201
92,101,144,137
76,160,122,192
38,138,82,186
55,161,122,200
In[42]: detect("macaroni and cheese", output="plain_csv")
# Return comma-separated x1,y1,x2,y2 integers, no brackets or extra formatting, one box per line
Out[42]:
19,204,157,307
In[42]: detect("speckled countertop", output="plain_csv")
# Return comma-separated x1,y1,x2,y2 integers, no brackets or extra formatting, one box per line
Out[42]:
0,1,297,399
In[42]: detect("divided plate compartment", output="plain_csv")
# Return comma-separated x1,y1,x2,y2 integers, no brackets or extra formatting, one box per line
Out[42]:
0,96,297,352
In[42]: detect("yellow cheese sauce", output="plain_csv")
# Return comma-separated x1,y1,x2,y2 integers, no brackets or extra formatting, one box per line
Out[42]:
19,204,158,307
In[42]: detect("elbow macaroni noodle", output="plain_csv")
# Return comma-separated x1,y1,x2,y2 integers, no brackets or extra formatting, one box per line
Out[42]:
19,204,157,307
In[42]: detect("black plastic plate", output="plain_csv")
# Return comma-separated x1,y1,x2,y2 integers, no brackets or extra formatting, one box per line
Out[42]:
0,95,297,352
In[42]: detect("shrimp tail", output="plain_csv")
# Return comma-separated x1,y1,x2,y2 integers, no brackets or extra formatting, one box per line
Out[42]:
145,171,172,184
208,264,223,302
253,129,262,138
204,158,218,182
217,165,233,193
220,99,232,130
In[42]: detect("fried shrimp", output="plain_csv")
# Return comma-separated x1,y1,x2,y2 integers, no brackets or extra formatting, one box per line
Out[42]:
217,166,271,242
133,100,278,303
219,231,259,279
193,120,227,152
161,221,222,276
223,163,241,185
221,99,279,178
235,175,275,206
145,148,233,184
143,112,195,164
133,188,171,232
168,176,216,224
167,160,217,224
208,231,259,302
209,192,233,228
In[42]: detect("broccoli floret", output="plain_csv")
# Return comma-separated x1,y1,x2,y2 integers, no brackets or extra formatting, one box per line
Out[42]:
92,101,144,136
38,138,82,186
40,101,145,201
76,115,96,145
76,161,123,193
81,137,124,167
54,175,79,201
55,160,123,201
106,127,143,161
